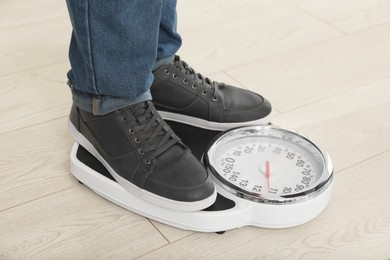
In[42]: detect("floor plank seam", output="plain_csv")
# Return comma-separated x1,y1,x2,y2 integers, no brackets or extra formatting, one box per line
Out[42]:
147,219,171,244
332,19,390,36
335,149,390,174
206,35,347,78
178,4,291,35
0,186,76,214
133,231,198,259
271,74,390,114
0,59,69,78
0,114,69,136
217,20,390,79
0,14,70,34
293,5,349,35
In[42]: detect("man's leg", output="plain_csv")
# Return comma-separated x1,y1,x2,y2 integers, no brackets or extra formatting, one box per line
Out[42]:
65,0,216,211
66,0,162,115
153,0,182,70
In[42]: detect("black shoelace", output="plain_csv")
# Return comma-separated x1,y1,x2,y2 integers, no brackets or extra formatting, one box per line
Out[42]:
120,102,179,164
173,56,223,101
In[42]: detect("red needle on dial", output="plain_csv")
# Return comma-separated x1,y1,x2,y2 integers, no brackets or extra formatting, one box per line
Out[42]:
266,160,271,192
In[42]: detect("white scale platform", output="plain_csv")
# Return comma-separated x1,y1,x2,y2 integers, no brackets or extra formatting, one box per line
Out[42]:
70,122,333,233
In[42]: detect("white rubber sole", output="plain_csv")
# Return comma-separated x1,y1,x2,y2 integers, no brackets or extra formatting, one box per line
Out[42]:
68,121,217,212
158,111,271,131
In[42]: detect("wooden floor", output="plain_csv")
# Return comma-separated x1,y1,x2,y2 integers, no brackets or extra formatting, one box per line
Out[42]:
1,0,390,259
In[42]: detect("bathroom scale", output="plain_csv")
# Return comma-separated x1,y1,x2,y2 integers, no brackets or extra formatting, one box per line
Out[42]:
70,122,334,232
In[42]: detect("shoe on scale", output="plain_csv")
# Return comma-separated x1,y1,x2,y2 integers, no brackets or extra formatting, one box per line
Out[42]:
68,101,217,212
151,56,272,131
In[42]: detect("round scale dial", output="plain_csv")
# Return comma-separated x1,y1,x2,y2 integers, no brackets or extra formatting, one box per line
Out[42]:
204,125,333,204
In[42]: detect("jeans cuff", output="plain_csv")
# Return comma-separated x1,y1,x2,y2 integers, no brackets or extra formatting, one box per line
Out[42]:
72,89,152,115
153,55,175,71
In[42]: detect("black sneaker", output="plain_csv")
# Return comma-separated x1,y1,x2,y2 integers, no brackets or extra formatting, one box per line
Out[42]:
151,56,272,130
68,101,216,211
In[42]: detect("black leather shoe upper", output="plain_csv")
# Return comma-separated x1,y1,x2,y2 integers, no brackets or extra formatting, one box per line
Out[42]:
70,102,215,202
151,56,272,123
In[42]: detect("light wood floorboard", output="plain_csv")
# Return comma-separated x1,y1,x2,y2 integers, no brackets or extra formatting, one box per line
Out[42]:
179,6,342,75
1,0,390,259
138,151,390,260
226,23,390,112
295,0,390,33
0,186,168,260
0,62,70,134
0,117,75,212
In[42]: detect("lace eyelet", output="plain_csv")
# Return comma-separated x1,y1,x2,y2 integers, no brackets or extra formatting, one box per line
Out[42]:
164,69,170,75
139,149,145,155
172,73,178,79
183,78,188,84
145,160,151,164
121,117,126,122
202,91,207,95
129,129,135,134
213,97,218,101
134,138,140,143
192,85,197,89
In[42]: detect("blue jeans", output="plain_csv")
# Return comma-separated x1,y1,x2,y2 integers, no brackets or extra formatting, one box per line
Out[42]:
66,0,182,115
